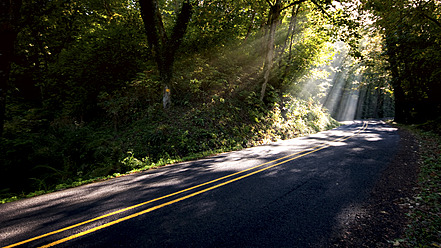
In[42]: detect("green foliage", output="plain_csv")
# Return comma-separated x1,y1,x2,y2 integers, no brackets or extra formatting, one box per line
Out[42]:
1,88,338,202
2,0,349,203
11,0,148,117
184,0,267,51
402,122,441,247
363,0,441,123
45,12,148,116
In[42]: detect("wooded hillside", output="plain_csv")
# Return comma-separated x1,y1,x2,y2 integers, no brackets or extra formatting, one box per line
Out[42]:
0,0,439,201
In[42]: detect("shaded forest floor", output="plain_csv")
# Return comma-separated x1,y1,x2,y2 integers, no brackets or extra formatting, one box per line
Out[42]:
331,120,441,247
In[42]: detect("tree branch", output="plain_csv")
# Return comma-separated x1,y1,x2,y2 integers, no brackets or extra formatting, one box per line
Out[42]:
423,13,441,29
280,0,307,12
138,0,193,109
138,0,162,54
266,0,274,7
309,0,331,17
167,0,193,58
416,1,441,29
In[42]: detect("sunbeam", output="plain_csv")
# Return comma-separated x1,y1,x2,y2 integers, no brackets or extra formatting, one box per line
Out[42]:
296,41,363,121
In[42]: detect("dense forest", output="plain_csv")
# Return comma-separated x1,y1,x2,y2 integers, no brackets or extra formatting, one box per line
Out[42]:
0,0,439,200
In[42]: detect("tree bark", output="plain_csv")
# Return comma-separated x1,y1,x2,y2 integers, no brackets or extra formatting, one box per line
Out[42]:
138,0,192,109
243,11,256,42
0,0,22,136
283,5,300,78
260,0,306,101
260,1,281,101
386,44,407,123
384,30,410,123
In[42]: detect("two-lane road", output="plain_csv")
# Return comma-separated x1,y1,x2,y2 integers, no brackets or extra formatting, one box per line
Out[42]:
0,120,399,247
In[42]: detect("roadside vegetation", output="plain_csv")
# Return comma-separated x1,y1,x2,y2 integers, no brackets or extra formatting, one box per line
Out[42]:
0,0,350,203
0,94,339,204
1,0,439,212
399,119,441,247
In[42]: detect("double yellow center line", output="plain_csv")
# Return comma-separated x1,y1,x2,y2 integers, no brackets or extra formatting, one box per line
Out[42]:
4,121,368,248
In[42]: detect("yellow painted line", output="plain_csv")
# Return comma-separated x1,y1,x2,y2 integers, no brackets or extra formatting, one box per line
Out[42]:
38,122,368,248
3,121,368,248
1,148,321,248
38,143,336,248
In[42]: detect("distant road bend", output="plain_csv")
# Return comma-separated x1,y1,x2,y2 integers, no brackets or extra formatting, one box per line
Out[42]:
0,120,400,248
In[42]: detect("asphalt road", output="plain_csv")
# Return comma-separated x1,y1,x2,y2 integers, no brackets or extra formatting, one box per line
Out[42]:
0,120,400,248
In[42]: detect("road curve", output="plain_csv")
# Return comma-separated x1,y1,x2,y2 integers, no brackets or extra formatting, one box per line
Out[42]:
0,120,399,248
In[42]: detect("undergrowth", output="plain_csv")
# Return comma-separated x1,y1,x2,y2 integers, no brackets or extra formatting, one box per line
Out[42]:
401,119,441,247
0,92,339,204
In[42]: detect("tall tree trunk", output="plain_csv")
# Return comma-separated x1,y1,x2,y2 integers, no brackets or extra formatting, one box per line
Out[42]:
159,62,173,108
283,5,300,78
260,1,281,101
385,35,408,123
0,0,21,136
280,5,299,57
138,0,192,109
260,0,306,101
392,79,407,123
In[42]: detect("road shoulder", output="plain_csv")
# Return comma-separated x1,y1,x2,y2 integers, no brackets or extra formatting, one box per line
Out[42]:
330,126,420,247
